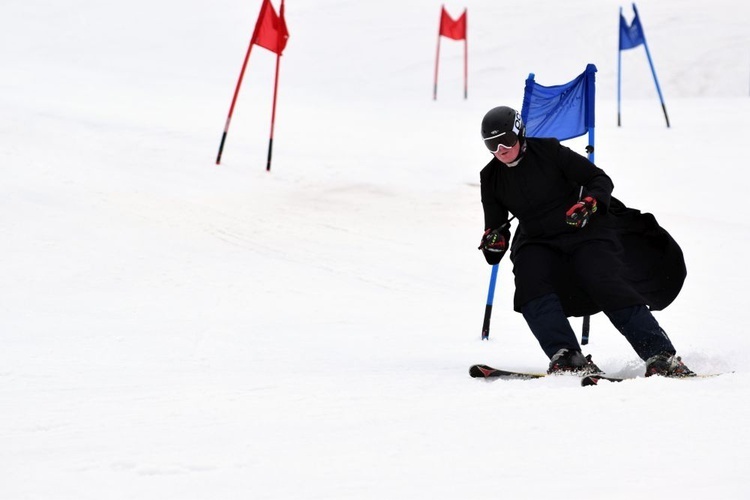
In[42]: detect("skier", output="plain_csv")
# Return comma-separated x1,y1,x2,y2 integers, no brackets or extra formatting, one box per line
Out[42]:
477,105,694,377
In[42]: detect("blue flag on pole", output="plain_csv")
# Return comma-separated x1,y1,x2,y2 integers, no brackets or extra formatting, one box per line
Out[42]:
619,7,645,50
521,64,597,141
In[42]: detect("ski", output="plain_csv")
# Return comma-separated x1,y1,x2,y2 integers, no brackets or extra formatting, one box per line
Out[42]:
469,363,601,380
471,364,729,385
581,372,728,387
469,364,546,380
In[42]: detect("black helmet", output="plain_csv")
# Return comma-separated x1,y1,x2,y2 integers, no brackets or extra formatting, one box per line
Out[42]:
481,106,525,152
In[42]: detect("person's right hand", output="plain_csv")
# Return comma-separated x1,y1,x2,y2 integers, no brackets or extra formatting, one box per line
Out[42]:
478,228,507,253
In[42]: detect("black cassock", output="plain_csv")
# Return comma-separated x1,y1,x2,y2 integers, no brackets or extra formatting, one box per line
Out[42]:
480,137,686,317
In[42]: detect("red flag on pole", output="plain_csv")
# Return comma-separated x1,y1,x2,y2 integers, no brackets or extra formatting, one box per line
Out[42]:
253,0,289,55
215,0,289,166
439,7,466,40
264,0,287,171
434,6,468,100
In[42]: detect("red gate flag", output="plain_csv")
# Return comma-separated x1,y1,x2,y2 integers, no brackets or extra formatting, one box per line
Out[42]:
434,6,468,100
253,0,289,54
439,7,466,40
215,0,290,166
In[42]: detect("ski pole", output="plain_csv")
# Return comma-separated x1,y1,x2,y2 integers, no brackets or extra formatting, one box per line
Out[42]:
575,185,592,346
481,264,499,340
480,216,515,340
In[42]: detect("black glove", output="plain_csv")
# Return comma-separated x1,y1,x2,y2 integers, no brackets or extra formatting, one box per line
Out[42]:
565,196,597,228
478,228,508,253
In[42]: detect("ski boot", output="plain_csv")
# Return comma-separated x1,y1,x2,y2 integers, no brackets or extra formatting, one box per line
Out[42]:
645,352,696,377
547,348,602,376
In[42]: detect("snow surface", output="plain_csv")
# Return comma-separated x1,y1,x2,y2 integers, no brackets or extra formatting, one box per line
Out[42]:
2,0,750,498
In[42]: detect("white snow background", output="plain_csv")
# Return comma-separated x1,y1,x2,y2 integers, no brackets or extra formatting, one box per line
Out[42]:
2,0,750,498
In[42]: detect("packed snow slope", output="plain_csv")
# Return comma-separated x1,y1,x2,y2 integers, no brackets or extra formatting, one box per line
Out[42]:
2,0,749,498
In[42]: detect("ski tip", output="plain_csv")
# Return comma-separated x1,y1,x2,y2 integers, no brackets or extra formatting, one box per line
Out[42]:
469,364,494,378
581,376,599,387
581,374,626,386
469,364,547,380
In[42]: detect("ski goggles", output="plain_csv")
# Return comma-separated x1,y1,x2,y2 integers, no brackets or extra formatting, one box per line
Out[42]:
483,131,519,153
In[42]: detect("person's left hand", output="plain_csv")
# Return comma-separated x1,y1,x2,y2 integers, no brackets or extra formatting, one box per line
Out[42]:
566,196,597,228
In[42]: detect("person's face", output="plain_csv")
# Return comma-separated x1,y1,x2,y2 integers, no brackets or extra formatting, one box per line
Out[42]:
493,139,521,165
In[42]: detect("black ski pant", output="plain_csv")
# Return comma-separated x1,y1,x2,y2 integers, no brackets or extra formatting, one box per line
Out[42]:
522,293,676,361
514,241,676,361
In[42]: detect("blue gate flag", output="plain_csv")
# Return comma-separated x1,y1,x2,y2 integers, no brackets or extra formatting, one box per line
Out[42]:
619,6,645,50
521,64,597,142
617,4,670,128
